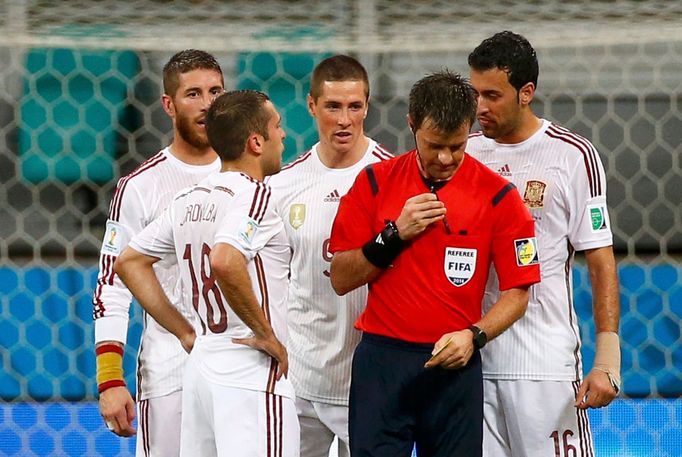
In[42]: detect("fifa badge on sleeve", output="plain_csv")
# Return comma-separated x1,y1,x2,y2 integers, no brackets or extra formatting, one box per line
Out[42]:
238,217,259,246
514,237,539,266
101,221,126,256
588,204,609,232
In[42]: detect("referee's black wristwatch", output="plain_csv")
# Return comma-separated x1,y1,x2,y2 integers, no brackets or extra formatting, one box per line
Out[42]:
468,325,488,350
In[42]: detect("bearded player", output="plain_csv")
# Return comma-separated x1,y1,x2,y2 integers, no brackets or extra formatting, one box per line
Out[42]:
115,90,298,456
93,49,223,456
467,31,620,457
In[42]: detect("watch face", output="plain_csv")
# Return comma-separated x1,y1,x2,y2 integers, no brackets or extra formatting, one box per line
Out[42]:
470,325,487,349
475,332,487,349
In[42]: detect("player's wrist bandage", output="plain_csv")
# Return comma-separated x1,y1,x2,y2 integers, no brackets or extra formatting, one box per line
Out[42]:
593,331,621,394
96,343,126,394
362,220,406,269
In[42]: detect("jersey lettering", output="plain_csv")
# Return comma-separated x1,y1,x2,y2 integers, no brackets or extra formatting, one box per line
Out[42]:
179,202,217,226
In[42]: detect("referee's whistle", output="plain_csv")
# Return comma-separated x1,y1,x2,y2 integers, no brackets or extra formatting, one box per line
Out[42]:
429,185,452,234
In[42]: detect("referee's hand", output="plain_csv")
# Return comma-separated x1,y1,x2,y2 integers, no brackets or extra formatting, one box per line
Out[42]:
395,193,446,240
424,330,474,370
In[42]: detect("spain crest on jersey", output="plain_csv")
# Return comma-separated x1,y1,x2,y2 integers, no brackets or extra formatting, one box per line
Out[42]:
523,180,546,209
444,247,477,287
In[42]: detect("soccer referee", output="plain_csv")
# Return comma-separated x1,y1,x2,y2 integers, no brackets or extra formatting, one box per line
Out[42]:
329,71,541,457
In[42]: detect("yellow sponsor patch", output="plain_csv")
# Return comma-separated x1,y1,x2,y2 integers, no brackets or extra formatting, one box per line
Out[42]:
514,237,539,266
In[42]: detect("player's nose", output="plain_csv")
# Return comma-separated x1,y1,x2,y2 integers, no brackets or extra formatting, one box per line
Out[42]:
337,108,351,126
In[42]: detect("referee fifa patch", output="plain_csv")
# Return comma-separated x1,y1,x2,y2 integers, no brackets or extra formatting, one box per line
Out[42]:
514,237,539,266
444,247,477,287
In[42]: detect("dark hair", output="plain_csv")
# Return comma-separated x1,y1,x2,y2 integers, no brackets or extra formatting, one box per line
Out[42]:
163,49,224,96
468,31,538,91
408,70,477,133
310,54,369,101
206,90,272,161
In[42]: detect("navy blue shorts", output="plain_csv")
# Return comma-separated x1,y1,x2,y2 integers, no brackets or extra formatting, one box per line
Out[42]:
349,332,483,457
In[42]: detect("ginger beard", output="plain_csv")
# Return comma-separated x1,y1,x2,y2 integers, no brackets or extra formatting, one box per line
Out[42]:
175,107,210,150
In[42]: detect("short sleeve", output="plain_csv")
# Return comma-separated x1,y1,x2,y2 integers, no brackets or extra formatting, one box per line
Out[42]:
565,149,613,251
214,183,278,261
329,166,377,253
128,206,175,258
490,184,541,291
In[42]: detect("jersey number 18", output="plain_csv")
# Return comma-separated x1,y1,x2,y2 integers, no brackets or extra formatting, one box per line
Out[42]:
183,243,228,334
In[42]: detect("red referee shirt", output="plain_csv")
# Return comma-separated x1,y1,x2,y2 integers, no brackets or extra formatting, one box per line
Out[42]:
329,151,541,343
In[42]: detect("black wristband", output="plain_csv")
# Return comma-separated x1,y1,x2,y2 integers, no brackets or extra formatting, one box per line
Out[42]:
362,221,406,268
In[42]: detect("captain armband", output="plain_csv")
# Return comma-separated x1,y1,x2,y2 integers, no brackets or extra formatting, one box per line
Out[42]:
592,331,621,394
362,221,406,269
96,343,126,394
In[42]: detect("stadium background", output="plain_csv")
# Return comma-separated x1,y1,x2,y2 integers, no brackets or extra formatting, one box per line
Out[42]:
0,1,681,456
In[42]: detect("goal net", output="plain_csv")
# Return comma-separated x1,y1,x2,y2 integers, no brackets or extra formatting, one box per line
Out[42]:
0,0,680,407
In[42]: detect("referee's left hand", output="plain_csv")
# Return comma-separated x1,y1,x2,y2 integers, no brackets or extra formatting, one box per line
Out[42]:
424,330,474,370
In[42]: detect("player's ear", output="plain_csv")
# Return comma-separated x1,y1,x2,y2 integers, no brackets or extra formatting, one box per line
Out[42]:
307,94,316,117
248,133,263,154
161,94,175,117
406,114,415,134
363,92,370,119
519,82,535,106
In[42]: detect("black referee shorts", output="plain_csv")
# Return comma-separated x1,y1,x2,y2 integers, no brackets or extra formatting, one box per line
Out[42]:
349,332,483,457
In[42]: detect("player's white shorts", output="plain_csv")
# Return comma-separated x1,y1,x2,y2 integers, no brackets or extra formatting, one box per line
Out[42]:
135,390,182,457
181,357,300,457
483,379,594,457
296,397,349,457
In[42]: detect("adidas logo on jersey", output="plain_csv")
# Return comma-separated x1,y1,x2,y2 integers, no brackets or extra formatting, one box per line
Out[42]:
324,189,341,202
497,164,511,176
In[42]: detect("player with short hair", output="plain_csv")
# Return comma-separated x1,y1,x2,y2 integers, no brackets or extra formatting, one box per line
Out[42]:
115,89,298,457
267,54,392,457
92,49,223,455
467,31,621,457
329,70,541,457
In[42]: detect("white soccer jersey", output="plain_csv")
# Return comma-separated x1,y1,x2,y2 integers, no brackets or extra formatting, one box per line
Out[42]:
130,171,294,399
467,119,613,380
93,147,220,400
267,139,393,404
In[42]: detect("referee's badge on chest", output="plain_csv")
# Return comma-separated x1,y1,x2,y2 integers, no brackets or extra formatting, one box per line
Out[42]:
444,247,477,287
289,204,306,230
